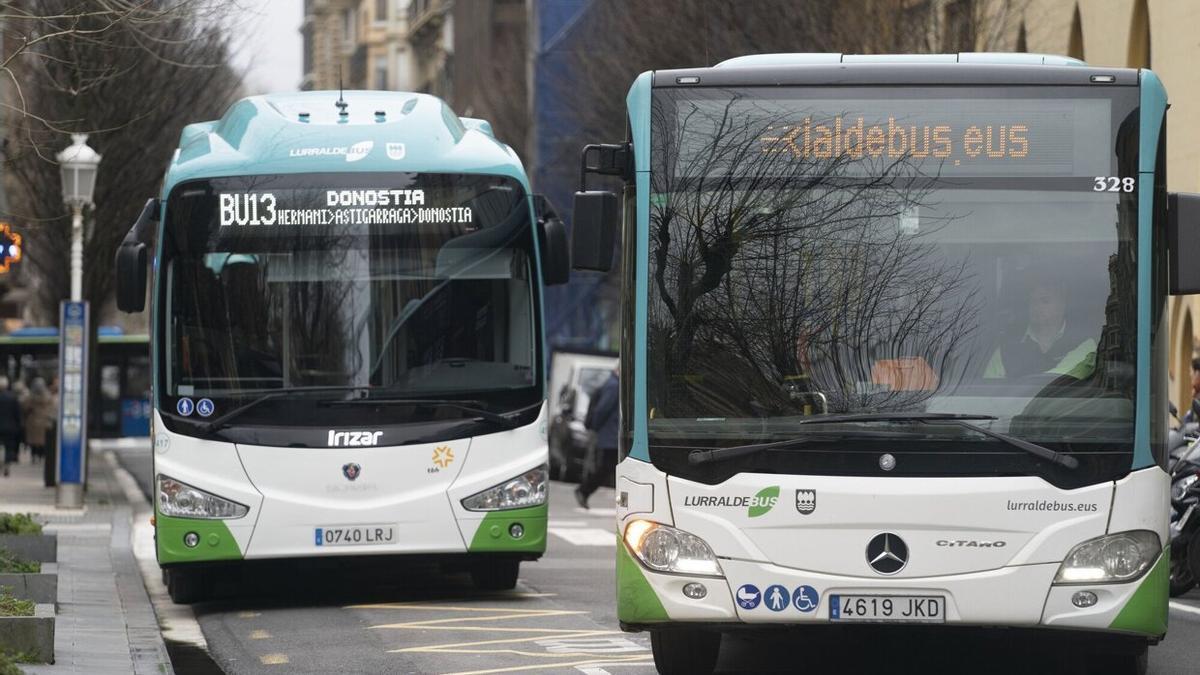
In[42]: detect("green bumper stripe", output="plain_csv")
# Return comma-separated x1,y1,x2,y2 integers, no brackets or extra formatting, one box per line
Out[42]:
467,503,547,553
156,510,243,564
1109,547,1168,636
617,538,669,622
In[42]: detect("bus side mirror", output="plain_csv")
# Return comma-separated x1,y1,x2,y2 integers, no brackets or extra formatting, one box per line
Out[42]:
532,194,569,285
115,243,148,313
1169,192,1200,294
115,198,159,313
571,191,617,272
539,216,570,285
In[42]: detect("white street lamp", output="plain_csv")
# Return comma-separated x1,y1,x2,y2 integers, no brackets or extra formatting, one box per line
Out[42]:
54,133,100,509
56,134,101,301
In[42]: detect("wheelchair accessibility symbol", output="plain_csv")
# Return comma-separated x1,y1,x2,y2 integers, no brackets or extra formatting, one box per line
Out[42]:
793,585,819,613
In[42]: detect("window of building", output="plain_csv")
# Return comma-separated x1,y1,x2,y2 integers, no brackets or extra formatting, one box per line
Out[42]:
376,0,388,23
374,56,389,90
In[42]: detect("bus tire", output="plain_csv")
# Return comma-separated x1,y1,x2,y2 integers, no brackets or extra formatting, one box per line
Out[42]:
650,628,720,675
166,568,207,604
470,559,520,591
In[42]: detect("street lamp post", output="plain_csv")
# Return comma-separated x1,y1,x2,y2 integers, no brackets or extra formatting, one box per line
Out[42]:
54,134,100,509
57,134,100,301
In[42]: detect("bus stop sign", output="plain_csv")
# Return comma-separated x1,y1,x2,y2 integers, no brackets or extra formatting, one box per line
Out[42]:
56,301,89,507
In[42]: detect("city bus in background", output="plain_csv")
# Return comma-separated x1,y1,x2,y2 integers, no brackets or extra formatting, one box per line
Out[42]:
115,90,569,603
571,53,1200,674
0,329,150,438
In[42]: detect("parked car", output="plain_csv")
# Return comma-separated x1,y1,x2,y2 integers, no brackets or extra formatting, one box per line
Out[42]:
547,350,617,482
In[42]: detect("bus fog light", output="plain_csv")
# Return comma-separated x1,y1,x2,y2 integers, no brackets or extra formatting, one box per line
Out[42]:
1071,591,1098,608
462,465,548,511
183,532,200,548
682,582,707,599
1054,530,1160,584
623,520,723,577
157,475,248,520
509,523,524,539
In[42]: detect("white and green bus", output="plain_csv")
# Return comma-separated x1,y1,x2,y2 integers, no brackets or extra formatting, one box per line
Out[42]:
116,90,569,603
571,53,1199,673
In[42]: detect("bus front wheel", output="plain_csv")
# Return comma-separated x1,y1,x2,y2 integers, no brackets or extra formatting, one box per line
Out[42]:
650,628,720,675
166,567,207,604
470,559,520,591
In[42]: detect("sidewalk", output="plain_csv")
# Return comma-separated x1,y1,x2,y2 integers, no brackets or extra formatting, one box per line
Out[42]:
1,442,173,675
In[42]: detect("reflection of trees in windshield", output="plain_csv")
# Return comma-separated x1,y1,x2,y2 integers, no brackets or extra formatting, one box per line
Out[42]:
648,95,984,419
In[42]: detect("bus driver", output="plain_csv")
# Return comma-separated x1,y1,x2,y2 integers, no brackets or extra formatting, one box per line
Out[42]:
984,277,1097,381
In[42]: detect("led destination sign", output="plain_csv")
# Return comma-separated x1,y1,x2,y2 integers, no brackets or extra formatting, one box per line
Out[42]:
218,188,474,227
673,95,1117,178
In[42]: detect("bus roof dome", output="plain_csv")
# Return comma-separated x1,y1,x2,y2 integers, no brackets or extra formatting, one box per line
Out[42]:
714,53,1085,68
165,90,522,191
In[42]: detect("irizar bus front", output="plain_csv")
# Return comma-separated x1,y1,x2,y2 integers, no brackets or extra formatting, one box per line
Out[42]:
570,58,1200,672
115,91,569,603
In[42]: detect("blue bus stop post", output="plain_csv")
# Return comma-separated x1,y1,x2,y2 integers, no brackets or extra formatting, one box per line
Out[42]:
56,300,89,509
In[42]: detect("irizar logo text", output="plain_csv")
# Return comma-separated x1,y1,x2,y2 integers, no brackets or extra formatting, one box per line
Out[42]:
327,430,383,447
682,486,780,518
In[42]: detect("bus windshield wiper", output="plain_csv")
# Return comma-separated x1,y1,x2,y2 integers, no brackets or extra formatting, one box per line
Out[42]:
327,397,541,430
687,428,928,465
196,385,370,433
688,412,1078,469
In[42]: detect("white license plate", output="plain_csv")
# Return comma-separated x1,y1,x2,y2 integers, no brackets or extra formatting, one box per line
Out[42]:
314,524,396,547
829,594,945,623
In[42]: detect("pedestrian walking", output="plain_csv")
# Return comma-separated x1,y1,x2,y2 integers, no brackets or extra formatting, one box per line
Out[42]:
22,378,54,463
0,376,23,476
575,364,619,509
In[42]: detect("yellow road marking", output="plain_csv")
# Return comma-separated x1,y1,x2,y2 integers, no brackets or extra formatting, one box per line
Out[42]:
443,654,654,675
259,654,289,665
349,602,562,612
237,611,261,618
373,610,587,629
388,629,618,652
248,629,272,640
372,625,609,634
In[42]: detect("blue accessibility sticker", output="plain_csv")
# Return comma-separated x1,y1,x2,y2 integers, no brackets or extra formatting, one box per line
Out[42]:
176,397,194,417
763,584,790,612
735,584,761,610
793,585,820,613
196,398,215,418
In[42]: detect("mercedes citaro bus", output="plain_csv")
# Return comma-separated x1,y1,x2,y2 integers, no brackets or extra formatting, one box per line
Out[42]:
570,53,1200,673
116,91,569,603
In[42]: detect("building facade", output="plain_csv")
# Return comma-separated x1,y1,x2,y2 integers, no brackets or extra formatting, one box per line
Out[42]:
1018,0,1200,409
302,0,412,92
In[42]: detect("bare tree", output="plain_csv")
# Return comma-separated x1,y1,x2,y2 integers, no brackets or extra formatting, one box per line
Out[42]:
0,0,244,323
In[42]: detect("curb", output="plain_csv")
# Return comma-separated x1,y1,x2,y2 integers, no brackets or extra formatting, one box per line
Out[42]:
102,451,177,675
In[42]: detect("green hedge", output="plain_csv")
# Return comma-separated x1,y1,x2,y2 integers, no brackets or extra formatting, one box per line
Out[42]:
0,515,41,536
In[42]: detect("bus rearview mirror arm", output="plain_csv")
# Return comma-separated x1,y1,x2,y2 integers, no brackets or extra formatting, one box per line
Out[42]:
571,144,629,273
1169,192,1200,295
115,198,160,313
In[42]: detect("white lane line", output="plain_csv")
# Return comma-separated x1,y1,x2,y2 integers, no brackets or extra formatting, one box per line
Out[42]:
548,527,616,546
550,520,590,528
1169,600,1200,617
107,451,209,649
574,507,617,517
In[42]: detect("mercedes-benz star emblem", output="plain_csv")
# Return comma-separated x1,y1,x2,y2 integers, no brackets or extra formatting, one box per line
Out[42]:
866,532,908,575
342,462,361,481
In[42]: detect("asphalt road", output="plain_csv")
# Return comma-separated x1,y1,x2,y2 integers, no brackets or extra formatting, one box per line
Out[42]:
114,446,1200,674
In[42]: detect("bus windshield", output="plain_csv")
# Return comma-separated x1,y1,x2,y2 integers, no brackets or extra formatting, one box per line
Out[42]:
646,86,1142,487
159,172,540,432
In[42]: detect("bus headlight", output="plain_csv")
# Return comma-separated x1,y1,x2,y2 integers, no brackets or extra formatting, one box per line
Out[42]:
461,465,548,511
157,475,248,520
623,520,723,577
1054,530,1160,584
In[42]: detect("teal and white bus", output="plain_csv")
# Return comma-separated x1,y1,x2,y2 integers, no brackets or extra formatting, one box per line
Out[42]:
116,91,568,603
571,53,1200,673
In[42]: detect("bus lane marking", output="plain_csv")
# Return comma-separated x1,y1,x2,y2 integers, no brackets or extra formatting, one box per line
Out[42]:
354,601,651,672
